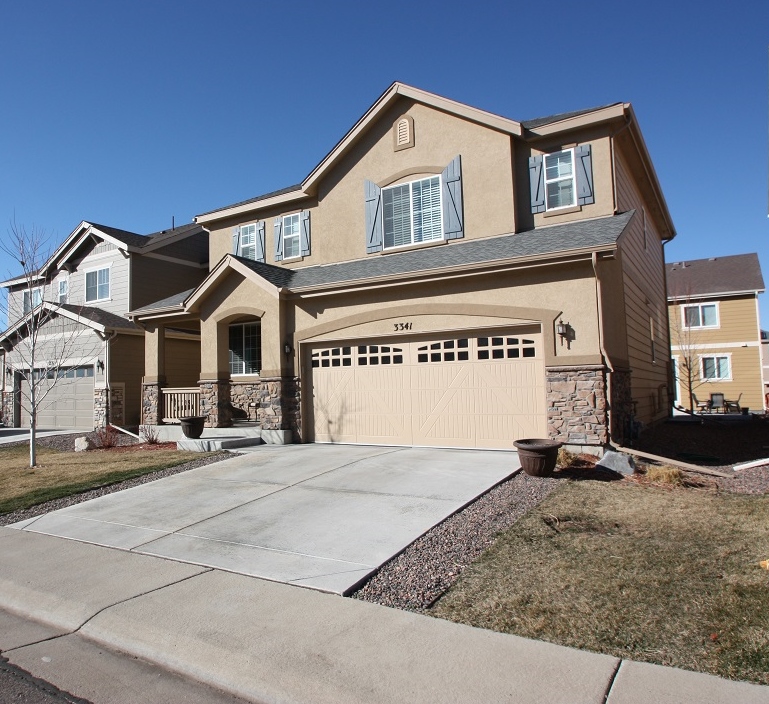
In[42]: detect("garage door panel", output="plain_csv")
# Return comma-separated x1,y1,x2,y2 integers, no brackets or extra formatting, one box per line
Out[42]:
309,331,546,450
21,369,94,430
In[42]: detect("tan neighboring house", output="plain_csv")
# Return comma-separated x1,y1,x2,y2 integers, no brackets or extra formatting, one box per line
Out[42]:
1,221,207,429
131,82,676,453
667,254,765,414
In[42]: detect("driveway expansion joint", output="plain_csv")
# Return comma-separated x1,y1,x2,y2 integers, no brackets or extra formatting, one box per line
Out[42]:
602,659,623,703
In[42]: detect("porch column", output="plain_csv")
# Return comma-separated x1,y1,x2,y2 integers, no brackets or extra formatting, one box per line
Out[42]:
198,317,231,428
141,323,166,425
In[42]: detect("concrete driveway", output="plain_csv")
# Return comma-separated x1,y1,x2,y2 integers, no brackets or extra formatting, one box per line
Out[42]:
11,444,519,594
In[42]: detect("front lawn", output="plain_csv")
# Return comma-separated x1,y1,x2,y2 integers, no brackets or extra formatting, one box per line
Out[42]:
0,444,206,515
429,479,769,685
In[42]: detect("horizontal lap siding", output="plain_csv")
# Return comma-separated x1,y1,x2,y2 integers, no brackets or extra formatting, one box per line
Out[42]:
110,334,144,426
671,296,760,344
615,151,670,425
165,338,201,388
69,249,130,316
130,256,206,311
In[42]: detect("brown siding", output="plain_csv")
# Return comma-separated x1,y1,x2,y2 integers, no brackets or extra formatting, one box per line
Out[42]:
615,149,670,426
130,256,207,310
110,334,144,426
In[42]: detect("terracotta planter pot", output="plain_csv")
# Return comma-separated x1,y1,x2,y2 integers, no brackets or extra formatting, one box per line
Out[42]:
514,438,562,477
179,416,207,439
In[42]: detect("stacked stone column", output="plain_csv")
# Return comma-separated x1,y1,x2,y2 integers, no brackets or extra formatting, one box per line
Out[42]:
546,365,608,449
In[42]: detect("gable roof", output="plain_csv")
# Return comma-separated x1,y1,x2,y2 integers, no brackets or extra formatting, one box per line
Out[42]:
132,212,634,317
521,104,622,130
666,253,765,299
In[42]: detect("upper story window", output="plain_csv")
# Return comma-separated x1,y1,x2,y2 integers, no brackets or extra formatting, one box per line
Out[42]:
58,278,68,304
23,287,42,314
233,221,265,262
383,176,442,249
274,211,310,262
529,145,594,214
682,303,718,329
282,214,301,259
85,267,110,302
229,321,261,375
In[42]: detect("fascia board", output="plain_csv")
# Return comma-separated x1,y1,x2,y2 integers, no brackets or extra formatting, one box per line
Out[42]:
0,302,105,343
289,244,615,298
1,272,45,287
53,224,134,271
525,104,628,137
184,255,282,312
127,306,185,320
668,289,765,302
195,190,306,224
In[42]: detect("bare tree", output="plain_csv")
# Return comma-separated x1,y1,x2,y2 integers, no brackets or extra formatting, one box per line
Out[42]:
1,221,101,467
669,289,711,414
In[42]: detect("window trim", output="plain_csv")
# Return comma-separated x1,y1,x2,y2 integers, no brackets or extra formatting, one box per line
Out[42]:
681,302,719,329
382,174,443,251
22,287,43,314
281,213,301,260
84,264,111,303
57,276,68,305
699,353,731,381
228,320,262,376
238,223,257,260
543,148,577,211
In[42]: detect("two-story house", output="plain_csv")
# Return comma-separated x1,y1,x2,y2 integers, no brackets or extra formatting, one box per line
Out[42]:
667,254,765,414
131,82,676,453
1,221,208,429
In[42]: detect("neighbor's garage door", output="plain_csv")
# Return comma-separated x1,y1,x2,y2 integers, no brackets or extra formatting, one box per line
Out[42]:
308,331,546,449
21,366,94,430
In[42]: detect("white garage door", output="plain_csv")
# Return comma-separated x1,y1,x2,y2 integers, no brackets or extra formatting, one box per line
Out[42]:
308,330,546,450
21,366,94,430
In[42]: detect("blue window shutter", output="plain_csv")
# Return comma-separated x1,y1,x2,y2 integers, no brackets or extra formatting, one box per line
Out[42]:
575,145,595,205
529,155,545,213
365,180,383,253
300,210,311,256
255,221,265,263
441,155,464,240
232,227,241,256
273,218,283,262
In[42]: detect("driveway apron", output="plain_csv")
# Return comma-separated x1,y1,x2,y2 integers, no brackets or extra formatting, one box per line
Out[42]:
11,444,519,594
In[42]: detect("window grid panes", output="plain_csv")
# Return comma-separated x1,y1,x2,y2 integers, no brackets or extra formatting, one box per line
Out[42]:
23,288,42,314
85,268,110,302
383,176,442,249
58,279,68,304
683,303,718,328
239,224,256,260
544,149,575,210
283,214,300,259
229,322,261,375
701,355,730,381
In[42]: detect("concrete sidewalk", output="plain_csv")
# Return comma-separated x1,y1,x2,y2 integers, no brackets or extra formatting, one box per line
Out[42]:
1,529,767,704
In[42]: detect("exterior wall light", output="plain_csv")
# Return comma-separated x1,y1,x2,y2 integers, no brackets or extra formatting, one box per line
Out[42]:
556,321,573,349
284,343,293,356
96,359,105,372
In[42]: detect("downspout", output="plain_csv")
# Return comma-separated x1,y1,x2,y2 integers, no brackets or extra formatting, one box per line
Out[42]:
592,251,615,446
103,330,118,425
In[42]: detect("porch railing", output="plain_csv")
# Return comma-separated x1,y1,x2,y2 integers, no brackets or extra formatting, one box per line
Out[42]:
162,387,201,423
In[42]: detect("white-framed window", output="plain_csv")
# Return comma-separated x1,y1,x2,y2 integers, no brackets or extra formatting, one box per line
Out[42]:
239,224,257,260
58,277,68,304
229,321,261,375
544,148,576,210
85,266,110,302
282,214,301,259
700,354,731,381
383,175,442,249
22,287,42,314
682,302,718,329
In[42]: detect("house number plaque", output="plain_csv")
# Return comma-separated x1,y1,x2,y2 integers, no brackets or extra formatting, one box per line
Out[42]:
393,322,413,331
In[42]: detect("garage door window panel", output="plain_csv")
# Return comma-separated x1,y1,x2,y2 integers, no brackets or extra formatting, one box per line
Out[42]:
417,338,469,363
477,336,536,360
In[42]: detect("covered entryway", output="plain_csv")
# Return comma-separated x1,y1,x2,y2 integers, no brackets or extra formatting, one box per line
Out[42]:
21,366,95,429
308,328,546,449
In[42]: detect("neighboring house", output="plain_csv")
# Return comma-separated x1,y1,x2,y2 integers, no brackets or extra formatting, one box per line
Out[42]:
762,330,769,402
1,221,208,429
130,82,676,453
667,254,765,414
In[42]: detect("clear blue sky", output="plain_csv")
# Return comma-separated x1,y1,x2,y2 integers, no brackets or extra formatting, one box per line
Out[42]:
2,1,768,321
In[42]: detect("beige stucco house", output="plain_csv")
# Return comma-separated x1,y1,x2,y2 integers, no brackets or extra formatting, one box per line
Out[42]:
1,221,207,429
667,254,765,414
131,82,676,453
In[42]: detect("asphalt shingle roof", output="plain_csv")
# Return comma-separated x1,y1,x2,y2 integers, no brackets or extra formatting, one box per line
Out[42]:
87,223,150,248
666,254,765,298
58,303,140,331
130,289,195,314
520,104,621,129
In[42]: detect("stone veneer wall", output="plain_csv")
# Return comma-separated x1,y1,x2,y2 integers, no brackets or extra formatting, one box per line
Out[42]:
141,383,162,426
93,388,109,429
200,381,232,428
230,376,301,439
2,391,14,426
546,365,608,447
608,368,633,445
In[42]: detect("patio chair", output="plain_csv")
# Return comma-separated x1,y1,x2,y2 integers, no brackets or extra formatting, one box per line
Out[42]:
710,393,725,413
724,394,742,413
692,393,711,413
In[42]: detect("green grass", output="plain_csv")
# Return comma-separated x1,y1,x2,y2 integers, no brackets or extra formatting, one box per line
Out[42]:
0,445,207,515
429,480,769,685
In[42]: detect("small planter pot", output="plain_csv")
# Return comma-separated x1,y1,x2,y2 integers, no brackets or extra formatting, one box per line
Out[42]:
514,438,563,477
179,415,207,439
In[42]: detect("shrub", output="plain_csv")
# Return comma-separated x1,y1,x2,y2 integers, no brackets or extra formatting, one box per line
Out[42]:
93,424,120,449
645,464,685,486
140,425,161,445
557,448,577,468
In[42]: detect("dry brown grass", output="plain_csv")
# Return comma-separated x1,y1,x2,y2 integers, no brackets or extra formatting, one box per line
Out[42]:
429,480,769,685
0,445,205,514
645,464,686,485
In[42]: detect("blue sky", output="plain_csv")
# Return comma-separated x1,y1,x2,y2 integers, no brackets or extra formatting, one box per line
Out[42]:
1,1,768,320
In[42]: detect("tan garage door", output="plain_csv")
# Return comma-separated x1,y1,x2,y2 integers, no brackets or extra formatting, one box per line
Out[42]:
308,330,546,449
21,366,94,430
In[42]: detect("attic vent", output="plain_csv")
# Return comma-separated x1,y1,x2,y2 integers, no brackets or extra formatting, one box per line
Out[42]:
393,115,415,151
